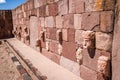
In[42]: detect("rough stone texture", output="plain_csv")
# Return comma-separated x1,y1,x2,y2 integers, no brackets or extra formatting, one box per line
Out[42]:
62,41,76,61
60,56,80,76
81,12,100,31
63,14,74,29
58,0,68,15
100,11,114,32
69,0,85,14
80,65,97,80
45,16,55,28
48,3,58,16
49,40,58,54
82,49,100,71
62,29,68,41
68,28,75,42
75,30,84,44
112,10,120,80
74,14,82,29
56,15,63,28
96,32,113,52
39,17,45,27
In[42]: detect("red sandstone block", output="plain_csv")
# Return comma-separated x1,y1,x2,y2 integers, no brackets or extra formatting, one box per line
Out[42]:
24,2,29,11
81,12,100,31
104,0,115,11
63,14,74,29
42,48,60,64
49,3,58,16
100,11,114,32
46,28,50,39
41,39,46,48
58,0,68,15
62,29,68,41
80,65,97,80
49,28,57,40
69,0,85,14
82,49,101,71
75,30,84,44
74,14,82,29
49,40,58,54
34,0,40,8
39,5,46,17
45,16,55,27
62,41,76,61
68,29,75,42
56,15,63,28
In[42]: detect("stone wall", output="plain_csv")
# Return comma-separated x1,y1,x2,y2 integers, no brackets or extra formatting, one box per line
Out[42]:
0,10,13,39
12,0,115,80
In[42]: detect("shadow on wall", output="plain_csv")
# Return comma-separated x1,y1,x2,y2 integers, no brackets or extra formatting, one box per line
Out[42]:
0,10,14,39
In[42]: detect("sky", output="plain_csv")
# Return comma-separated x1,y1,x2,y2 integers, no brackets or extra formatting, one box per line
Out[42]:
0,0,27,10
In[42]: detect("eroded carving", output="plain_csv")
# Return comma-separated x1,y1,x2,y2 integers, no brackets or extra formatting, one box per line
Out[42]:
98,56,110,77
82,31,95,49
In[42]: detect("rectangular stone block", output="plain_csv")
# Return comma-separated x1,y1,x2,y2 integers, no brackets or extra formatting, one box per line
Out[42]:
28,0,34,10
75,30,84,44
48,3,58,16
39,5,46,17
34,0,41,8
80,65,97,80
60,56,80,76
58,0,68,15
69,0,85,14
62,29,68,41
62,41,76,61
49,28,57,40
49,40,59,54
104,0,115,10
100,11,114,32
39,17,45,27
74,14,82,29
81,12,100,31
46,28,50,39
82,49,101,71
68,29,75,42
56,15,63,28
96,32,113,52
63,14,74,29
45,16,55,28
85,0,95,12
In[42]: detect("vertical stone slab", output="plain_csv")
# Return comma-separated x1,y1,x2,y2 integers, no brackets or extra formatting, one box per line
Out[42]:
29,16,39,49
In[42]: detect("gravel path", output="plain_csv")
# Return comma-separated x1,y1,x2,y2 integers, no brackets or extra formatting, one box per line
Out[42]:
0,40,22,80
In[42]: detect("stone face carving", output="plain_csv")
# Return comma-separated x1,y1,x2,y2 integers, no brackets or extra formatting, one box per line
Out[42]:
76,47,83,65
82,31,95,49
98,56,110,77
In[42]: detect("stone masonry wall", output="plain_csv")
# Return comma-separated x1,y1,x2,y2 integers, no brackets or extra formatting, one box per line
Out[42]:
12,0,115,80
0,10,13,39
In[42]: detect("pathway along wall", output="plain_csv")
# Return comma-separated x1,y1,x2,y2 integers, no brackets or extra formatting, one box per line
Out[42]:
0,10,13,39
12,0,115,80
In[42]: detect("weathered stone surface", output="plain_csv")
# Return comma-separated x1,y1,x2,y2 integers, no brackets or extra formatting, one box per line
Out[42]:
39,17,45,27
96,32,113,51
62,29,68,41
75,30,84,44
45,16,55,28
39,5,46,17
80,65,97,80
69,0,85,14
49,40,58,54
56,15,63,28
63,14,74,29
100,11,114,32
68,28,75,42
82,49,101,71
60,56,80,76
47,0,54,4
103,0,115,10
81,12,100,31
94,0,104,11
74,14,82,29
58,0,68,15
85,0,95,12
48,3,58,16
62,41,76,61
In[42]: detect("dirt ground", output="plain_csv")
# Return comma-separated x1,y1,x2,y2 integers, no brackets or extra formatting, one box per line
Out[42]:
0,41,22,80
